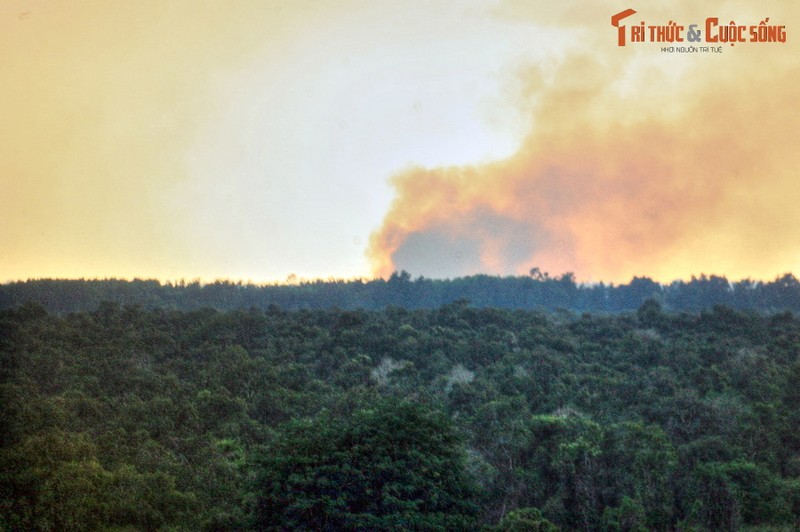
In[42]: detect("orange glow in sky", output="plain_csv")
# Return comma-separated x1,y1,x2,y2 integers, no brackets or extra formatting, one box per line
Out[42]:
2,1,798,284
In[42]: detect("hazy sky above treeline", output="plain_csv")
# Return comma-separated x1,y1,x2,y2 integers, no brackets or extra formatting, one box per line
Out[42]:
2,1,798,284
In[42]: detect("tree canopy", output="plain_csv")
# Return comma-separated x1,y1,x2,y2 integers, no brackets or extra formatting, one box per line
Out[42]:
4,272,800,314
254,399,478,530
2,300,800,529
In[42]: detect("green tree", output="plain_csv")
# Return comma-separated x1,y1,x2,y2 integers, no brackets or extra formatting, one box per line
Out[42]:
684,462,740,531
601,496,648,532
601,422,676,529
495,507,558,531
524,412,604,530
254,399,478,530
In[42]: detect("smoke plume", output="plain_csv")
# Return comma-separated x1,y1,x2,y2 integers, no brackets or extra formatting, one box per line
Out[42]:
368,1,800,283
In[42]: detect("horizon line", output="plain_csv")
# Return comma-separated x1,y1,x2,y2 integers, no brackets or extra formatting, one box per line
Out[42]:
2,271,798,288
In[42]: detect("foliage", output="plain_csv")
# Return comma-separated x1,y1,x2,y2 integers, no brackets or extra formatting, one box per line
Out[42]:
2,295,800,529
495,507,558,531
5,272,800,314
254,399,478,530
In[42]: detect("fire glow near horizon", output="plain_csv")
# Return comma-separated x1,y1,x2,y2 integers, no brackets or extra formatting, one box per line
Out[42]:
2,1,799,285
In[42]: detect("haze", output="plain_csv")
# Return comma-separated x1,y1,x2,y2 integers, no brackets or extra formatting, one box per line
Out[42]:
2,1,797,284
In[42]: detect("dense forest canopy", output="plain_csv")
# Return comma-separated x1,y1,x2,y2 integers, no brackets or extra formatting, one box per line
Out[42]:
3,299,800,530
3,271,800,314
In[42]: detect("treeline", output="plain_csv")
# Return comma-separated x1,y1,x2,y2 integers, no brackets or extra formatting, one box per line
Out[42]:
3,301,800,529
3,271,800,313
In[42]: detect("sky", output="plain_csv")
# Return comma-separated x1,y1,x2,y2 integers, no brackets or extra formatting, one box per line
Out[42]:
1,1,798,284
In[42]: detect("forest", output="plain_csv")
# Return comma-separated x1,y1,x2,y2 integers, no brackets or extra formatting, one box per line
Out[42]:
3,290,800,530
3,271,800,314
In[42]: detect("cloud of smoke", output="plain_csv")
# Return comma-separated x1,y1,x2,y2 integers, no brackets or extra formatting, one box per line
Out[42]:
368,2,800,283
